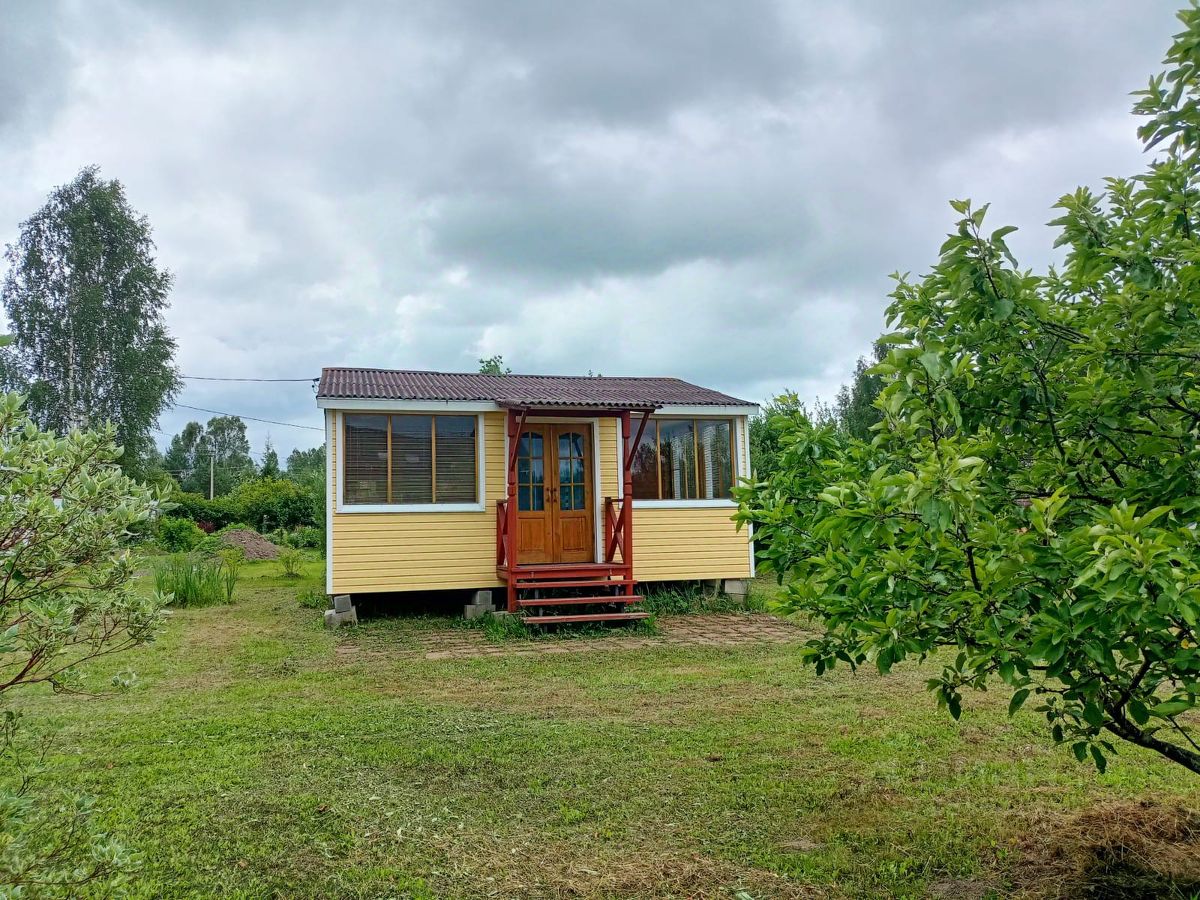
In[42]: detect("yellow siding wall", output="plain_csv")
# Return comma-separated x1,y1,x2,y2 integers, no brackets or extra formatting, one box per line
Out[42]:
328,410,753,594
329,411,506,593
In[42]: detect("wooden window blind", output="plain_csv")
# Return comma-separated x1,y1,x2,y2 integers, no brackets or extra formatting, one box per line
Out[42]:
391,415,433,503
629,417,735,501
434,416,476,502
342,413,477,505
343,414,389,504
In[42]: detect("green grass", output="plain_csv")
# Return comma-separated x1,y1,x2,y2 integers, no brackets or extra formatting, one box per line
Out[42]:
10,564,1199,898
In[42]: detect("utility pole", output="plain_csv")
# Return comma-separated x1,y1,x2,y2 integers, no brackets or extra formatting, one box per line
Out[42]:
209,455,214,500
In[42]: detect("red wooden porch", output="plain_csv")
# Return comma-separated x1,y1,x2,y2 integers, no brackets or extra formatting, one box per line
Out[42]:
495,405,652,625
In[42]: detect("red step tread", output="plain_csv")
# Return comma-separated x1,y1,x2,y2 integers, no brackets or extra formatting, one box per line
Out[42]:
522,611,652,625
513,579,637,590
517,595,643,607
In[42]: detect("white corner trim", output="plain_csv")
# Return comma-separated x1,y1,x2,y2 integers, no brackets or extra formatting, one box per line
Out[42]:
318,399,498,412
334,412,487,514
325,409,334,595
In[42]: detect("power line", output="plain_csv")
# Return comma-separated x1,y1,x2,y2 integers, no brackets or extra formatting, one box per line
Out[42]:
171,403,323,432
181,375,317,383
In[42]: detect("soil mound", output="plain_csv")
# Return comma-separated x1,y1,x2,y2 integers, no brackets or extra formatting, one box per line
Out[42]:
219,529,280,560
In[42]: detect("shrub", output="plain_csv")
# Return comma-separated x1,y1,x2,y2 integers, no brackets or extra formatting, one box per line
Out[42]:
282,526,324,550
277,548,304,579
156,515,204,552
0,392,168,894
169,492,241,531
229,478,315,532
152,554,239,607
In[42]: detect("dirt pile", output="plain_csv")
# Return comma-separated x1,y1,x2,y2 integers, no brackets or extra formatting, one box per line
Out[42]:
1012,799,1200,898
218,529,280,560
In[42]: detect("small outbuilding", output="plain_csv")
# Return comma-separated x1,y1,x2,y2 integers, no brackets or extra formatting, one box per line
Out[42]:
316,368,757,623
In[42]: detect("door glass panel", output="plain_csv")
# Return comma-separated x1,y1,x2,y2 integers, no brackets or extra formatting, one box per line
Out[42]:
517,430,545,512
556,431,586,511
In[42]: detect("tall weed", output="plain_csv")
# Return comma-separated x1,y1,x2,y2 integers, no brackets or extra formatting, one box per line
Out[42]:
153,554,240,608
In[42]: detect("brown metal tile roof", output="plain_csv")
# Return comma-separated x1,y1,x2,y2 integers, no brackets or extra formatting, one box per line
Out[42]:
317,367,755,409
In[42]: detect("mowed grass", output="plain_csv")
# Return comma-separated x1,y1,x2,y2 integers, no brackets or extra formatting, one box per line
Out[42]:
12,559,1200,898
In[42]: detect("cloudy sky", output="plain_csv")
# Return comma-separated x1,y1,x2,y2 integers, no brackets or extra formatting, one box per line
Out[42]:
0,1,1184,458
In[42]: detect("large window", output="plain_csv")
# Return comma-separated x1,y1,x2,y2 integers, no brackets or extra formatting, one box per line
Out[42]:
343,413,477,506
630,418,735,501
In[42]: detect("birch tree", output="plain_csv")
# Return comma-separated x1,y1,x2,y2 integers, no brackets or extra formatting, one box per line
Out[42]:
1,167,180,474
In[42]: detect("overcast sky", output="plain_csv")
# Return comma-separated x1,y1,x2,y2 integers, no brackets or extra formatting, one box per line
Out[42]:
0,1,1184,458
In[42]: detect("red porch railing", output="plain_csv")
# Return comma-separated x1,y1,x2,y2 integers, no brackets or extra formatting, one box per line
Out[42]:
603,496,631,566
496,498,511,568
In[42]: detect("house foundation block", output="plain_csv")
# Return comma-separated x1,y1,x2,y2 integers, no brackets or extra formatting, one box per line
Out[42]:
464,589,495,620
723,579,749,599
324,595,358,627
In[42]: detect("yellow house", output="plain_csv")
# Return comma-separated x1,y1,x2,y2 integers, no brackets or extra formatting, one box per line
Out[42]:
317,368,757,624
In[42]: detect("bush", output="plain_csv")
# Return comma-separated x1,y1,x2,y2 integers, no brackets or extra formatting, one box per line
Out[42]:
277,547,304,579
169,492,241,531
153,554,239,607
156,516,204,552
229,478,315,532
169,479,322,534
271,526,324,551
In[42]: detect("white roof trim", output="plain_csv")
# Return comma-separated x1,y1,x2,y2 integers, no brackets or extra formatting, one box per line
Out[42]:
317,398,499,412
654,404,759,416
318,399,759,415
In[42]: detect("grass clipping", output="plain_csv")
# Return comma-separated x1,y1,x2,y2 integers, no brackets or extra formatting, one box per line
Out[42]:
1013,799,1200,898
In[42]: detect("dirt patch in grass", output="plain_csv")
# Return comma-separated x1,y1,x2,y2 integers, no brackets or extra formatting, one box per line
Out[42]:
1010,799,1200,898
220,528,280,560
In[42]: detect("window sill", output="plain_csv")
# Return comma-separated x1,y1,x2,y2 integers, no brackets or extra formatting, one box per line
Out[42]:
630,499,737,509
337,502,485,514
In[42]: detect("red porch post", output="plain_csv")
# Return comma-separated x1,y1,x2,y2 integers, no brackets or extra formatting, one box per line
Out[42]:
620,409,634,594
505,408,520,612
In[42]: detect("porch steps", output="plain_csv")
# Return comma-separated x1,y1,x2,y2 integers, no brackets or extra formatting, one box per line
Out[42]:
516,594,643,608
502,562,645,627
522,611,652,625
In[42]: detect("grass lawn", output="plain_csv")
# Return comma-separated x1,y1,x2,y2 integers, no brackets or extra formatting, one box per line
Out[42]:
12,557,1200,898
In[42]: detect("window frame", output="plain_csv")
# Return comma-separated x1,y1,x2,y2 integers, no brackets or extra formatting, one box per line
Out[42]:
337,411,485,513
628,415,740,507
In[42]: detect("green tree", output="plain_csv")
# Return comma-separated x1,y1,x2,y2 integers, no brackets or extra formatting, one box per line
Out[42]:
748,392,811,482
1,167,180,474
0,391,168,893
259,436,280,478
285,445,325,480
830,342,887,440
478,354,511,374
738,9,1200,776
163,416,255,497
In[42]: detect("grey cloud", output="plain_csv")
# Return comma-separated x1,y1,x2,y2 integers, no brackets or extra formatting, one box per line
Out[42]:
0,0,1187,459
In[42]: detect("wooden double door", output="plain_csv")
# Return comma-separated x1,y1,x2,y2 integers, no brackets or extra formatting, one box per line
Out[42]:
514,423,595,565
